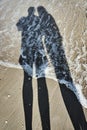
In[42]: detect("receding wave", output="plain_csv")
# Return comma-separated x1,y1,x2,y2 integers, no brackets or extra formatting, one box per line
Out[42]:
0,60,22,69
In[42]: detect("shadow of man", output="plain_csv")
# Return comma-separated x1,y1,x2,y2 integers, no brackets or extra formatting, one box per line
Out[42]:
16,7,50,130
37,6,87,130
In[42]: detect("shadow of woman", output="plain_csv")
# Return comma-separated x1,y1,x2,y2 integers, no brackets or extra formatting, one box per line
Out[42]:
37,6,87,130
16,7,51,130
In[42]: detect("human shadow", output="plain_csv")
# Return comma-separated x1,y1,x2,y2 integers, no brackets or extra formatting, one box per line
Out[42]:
16,6,87,130
16,7,50,130
37,6,87,130
22,72,50,130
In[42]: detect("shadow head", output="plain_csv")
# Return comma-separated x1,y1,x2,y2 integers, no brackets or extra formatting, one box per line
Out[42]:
28,7,35,16
37,6,47,16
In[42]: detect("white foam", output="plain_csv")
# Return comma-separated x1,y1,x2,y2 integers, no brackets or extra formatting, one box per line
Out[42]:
75,84,87,108
59,79,87,108
0,60,22,69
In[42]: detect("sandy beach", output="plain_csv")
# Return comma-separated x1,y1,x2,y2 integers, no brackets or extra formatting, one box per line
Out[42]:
0,0,87,129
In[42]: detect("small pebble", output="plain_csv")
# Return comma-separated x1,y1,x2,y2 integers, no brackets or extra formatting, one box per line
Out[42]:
8,94,11,98
22,124,24,128
5,121,8,124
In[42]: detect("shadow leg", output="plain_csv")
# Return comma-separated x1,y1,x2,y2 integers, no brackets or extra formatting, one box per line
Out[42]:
59,83,87,130
37,77,51,130
23,72,33,130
